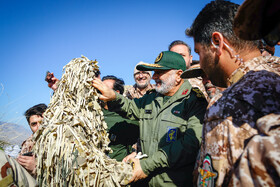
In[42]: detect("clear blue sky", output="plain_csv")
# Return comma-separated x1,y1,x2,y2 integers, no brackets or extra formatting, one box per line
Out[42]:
0,0,279,132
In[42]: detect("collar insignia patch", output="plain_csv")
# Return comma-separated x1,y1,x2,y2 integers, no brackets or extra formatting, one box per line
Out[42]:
182,89,189,95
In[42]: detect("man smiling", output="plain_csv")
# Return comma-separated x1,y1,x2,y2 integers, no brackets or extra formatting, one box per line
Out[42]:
124,61,154,99
92,51,207,186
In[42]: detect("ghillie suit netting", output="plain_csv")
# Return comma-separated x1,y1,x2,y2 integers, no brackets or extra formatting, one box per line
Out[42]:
33,56,133,186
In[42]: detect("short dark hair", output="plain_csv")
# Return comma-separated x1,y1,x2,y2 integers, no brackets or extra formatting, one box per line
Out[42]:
186,0,258,52
168,40,191,55
102,75,125,94
24,103,47,124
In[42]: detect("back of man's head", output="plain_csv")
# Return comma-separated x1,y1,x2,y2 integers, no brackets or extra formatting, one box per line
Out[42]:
24,103,47,124
186,0,258,52
102,75,125,94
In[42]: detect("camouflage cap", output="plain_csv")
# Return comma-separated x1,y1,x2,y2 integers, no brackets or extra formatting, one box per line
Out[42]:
136,51,187,71
181,64,204,79
234,0,280,45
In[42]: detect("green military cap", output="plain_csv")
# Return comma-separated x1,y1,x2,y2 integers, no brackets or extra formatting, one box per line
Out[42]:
181,64,204,79
136,51,187,71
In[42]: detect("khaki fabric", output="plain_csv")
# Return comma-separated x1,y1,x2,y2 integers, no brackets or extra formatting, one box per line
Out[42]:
0,150,37,187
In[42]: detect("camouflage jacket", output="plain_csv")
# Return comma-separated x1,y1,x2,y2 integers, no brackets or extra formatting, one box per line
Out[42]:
196,56,280,187
188,77,209,102
124,84,155,99
19,135,34,155
229,113,280,186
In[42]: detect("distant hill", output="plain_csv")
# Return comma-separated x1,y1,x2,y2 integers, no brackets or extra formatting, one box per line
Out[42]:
0,121,31,147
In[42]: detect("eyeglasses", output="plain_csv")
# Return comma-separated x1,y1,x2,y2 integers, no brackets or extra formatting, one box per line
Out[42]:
134,72,150,76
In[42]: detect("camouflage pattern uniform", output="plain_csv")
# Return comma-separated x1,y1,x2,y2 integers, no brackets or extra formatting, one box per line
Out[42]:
229,113,280,186
188,77,210,102
0,150,37,186
196,56,280,186
18,135,37,176
124,84,155,99
19,135,34,155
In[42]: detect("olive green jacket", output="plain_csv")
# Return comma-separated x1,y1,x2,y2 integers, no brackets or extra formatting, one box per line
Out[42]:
103,109,139,162
108,81,207,186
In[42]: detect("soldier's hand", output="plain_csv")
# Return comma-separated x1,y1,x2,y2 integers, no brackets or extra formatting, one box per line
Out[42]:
17,155,36,172
129,158,148,183
46,72,59,91
92,78,116,101
122,152,137,163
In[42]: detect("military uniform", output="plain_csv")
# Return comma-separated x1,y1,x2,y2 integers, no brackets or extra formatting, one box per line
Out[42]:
0,150,37,186
196,56,280,186
188,77,210,102
19,135,34,155
124,84,155,99
108,80,208,186
229,113,280,186
102,109,139,161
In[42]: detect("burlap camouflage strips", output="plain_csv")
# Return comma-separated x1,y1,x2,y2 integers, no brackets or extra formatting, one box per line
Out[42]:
33,56,132,186
196,56,280,186
228,113,280,186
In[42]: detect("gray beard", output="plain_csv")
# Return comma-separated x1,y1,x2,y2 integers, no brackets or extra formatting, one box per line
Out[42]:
155,74,176,95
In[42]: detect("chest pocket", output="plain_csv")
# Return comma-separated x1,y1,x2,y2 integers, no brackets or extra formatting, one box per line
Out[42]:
158,110,188,148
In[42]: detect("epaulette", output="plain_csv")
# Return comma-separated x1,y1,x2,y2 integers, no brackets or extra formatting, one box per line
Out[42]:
146,89,156,94
192,87,205,98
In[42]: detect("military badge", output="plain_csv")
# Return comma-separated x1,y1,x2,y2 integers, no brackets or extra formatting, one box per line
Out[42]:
181,89,189,95
197,154,217,187
166,127,177,142
155,52,163,63
192,87,205,98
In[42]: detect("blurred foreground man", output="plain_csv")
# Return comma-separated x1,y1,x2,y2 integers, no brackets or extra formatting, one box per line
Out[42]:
93,51,207,186
186,0,280,186
124,61,155,99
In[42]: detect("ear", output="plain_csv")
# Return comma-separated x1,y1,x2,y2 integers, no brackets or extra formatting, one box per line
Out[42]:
116,90,120,94
211,32,224,56
176,70,183,83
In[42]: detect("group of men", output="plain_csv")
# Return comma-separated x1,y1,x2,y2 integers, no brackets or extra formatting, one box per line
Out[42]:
1,0,280,186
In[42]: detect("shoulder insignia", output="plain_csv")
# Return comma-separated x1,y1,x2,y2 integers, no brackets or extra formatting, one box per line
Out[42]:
192,87,205,98
197,154,218,187
146,89,156,94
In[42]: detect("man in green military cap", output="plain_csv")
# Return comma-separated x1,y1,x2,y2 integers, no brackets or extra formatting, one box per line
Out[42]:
92,51,208,186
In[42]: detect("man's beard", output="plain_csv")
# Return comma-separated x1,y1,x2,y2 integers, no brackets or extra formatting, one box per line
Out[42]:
136,81,149,89
201,51,227,88
155,72,176,95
